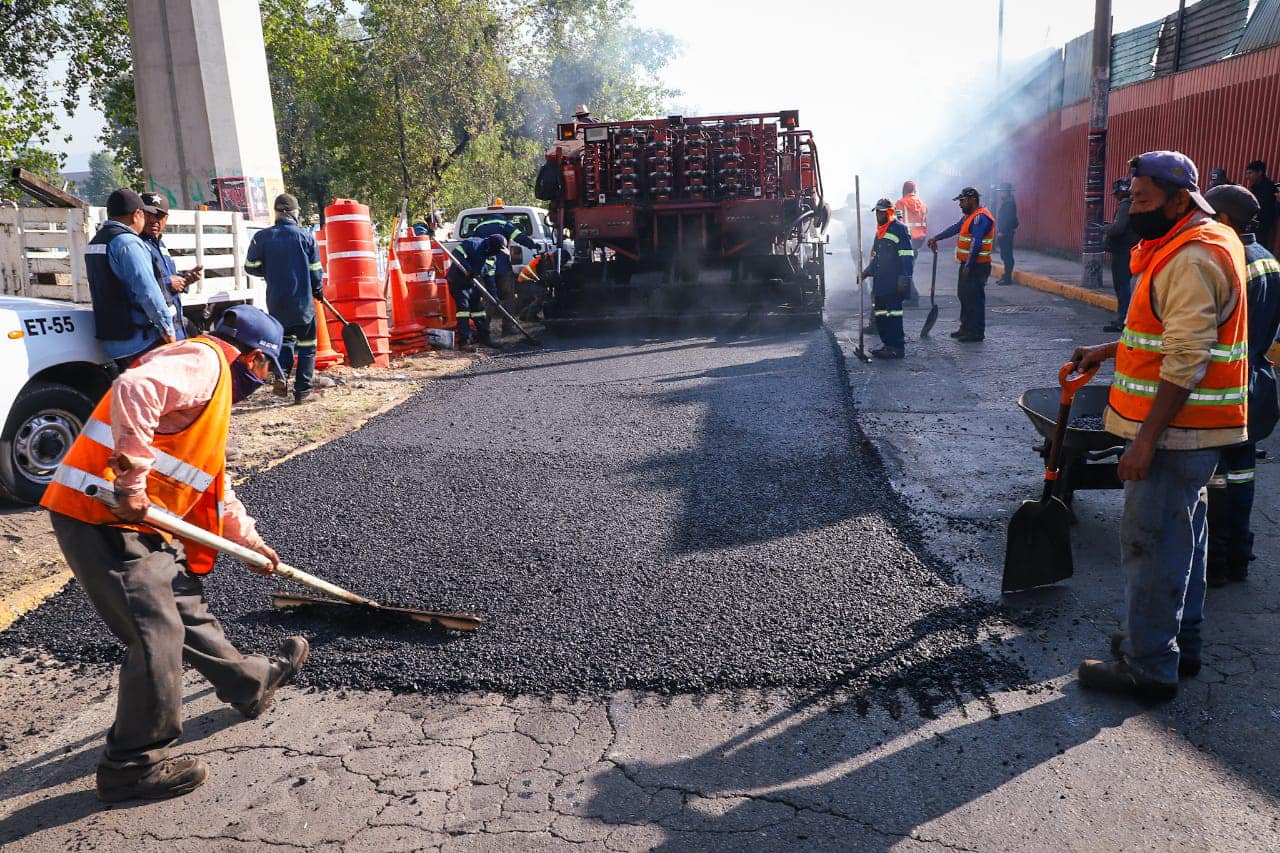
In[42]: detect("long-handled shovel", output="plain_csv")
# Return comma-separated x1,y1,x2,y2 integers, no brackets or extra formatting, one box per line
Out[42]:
851,175,872,363
920,245,940,338
439,240,542,346
1002,361,1098,593
86,486,482,631
319,296,376,368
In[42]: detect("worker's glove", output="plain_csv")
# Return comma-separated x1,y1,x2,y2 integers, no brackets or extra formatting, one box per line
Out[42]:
897,277,911,296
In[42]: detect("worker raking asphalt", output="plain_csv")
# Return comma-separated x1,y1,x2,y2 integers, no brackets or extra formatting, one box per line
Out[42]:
4,330,1026,715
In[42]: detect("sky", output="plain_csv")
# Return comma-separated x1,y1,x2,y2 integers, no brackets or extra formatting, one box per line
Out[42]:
54,0,1195,191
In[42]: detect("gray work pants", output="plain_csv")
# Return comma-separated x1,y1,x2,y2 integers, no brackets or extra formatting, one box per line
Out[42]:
49,511,274,769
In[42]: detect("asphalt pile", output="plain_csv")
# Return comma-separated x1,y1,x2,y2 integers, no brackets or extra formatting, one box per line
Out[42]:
4,330,1026,715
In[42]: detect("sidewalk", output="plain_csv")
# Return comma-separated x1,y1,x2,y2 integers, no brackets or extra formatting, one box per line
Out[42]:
992,249,1120,314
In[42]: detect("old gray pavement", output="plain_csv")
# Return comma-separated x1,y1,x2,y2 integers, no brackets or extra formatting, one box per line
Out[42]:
1,222,1278,850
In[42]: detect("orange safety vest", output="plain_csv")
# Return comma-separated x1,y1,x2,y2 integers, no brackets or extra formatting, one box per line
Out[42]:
1108,216,1248,431
956,208,994,264
896,193,928,241
41,336,237,574
517,254,543,283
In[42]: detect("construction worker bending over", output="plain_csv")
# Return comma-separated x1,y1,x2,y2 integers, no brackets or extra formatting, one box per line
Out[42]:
860,198,915,359
1203,184,1280,586
244,193,331,404
87,188,177,373
470,206,539,335
447,234,509,352
40,306,309,802
1072,151,1248,703
928,187,994,342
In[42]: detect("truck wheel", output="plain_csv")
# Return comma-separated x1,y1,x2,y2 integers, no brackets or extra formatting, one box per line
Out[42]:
0,381,96,505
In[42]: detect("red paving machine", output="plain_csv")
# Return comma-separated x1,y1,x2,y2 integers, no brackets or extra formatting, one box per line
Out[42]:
537,109,829,325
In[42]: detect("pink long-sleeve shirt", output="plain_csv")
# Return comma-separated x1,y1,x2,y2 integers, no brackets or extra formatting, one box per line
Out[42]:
107,340,263,549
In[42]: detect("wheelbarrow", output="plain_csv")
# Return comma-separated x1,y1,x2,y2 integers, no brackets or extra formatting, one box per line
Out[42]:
1016,383,1124,507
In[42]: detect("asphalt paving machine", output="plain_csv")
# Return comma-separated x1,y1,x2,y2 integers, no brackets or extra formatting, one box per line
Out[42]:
536,110,829,325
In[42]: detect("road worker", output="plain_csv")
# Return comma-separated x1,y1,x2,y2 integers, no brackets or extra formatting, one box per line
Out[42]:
40,305,309,802
859,198,914,359
515,249,554,321
1071,151,1248,702
87,188,177,372
895,180,928,305
1203,183,1280,586
244,193,331,403
412,213,441,238
140,191,203,339
994,182,1019,286
573,104,598,124
447,234,510,352
928,187,994,342
469,202,539,335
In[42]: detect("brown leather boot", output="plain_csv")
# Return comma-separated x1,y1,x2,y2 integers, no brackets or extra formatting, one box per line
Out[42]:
234,636,309,719
96,756,209,803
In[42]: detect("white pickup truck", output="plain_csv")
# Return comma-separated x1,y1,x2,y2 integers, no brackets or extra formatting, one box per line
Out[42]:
0,204,265,504
442,202,569,273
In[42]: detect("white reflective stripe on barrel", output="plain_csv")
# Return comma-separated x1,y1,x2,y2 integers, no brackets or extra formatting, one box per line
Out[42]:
326,214,372,223
328,251,378,260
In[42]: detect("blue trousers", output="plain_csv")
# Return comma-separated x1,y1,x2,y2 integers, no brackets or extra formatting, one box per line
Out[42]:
958,263,990,335
872,280,905,351
280,318,317,399
1207,441,1256,570
1111,252,1132,323
1118,447,1218,683
448,269,490,345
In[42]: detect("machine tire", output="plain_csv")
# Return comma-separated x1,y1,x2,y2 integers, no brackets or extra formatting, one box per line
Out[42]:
0,381,96,505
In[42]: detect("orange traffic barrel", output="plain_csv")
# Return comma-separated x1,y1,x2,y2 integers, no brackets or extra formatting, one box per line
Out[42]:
388,243,427,354
396,235,450,330
323,198,390,366
314,298,344,370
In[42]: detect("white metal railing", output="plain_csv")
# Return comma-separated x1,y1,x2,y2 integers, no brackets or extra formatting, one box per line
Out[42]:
0,205,265,309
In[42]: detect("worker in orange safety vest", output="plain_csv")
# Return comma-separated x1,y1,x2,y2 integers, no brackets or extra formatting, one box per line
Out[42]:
928,186,994,341
896,180,929,306
40,306,310,803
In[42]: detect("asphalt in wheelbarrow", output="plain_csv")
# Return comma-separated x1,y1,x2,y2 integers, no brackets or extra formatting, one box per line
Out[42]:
1017,385,1123,453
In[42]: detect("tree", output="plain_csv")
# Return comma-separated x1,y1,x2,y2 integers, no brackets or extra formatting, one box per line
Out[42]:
79,151,128,204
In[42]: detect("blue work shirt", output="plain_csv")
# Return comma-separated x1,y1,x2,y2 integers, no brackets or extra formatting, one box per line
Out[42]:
935,209,994,269
101,230,175,362
244,217,323,327
449,237,495,279
866,218,916,287
1242,233,1280,441
470,216,536,276
142,233,185,340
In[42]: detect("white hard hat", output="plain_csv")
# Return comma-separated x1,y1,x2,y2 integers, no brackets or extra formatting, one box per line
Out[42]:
573,104,591,117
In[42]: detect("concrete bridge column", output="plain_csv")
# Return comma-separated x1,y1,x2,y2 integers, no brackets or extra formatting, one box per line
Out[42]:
127,0,285,221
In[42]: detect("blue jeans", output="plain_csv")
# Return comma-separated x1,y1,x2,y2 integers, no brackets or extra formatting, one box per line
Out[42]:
1118,446,1219,683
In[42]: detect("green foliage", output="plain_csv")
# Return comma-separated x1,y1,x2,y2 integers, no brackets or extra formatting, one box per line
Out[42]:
79,151,128,205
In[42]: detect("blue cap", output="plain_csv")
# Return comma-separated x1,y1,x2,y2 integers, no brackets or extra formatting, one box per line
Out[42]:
212,306,285,378
1129,150,1215,214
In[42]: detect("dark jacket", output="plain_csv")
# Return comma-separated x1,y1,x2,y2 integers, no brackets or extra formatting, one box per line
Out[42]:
1251,176,1278,247
449,237,497,279
244,217,323,327
1104,197,1140,255
1242,234,1280,441
996,197,1019,233
865,219,916,287
142,233,185,340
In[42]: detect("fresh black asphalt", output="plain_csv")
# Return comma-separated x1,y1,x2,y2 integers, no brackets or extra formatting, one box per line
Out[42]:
3,329,1025,714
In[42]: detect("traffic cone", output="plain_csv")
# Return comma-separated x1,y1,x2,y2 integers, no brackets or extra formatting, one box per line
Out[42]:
387,242,428,355
314,299,344,370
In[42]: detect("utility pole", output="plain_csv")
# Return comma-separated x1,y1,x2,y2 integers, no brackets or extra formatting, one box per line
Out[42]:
1082,0,1112,290
993,0,1005,188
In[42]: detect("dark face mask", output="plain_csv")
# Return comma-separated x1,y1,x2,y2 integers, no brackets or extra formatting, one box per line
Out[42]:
230,360,267,402
875,211,888,226
1129,207,1180,241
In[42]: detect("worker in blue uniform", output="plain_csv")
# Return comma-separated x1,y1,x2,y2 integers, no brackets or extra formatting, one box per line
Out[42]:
1203,184,1280,585
470,205,537,334
244,193,328,403
447,234,509,352
411,214,440,237
139,192,202,340
860,198,915,359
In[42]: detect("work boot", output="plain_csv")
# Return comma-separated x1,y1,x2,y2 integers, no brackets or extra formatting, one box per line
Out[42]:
96,756,209,803
234,636,309,719
1109,631,1200,679
1078,658,1177,703
293,391,321,405
272,379,289,398
872,346,904,360
997,276,1013,286
457,342,477,353
956,333,985,342
311,374,337,389
950,329,967,339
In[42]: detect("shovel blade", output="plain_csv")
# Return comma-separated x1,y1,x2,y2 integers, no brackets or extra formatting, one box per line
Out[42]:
1002,496,1074,593
271,592,482,632
920,304,940,338
342,323,376,368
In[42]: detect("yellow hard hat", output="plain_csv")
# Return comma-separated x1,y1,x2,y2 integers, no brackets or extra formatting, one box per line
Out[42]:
492,197,504,207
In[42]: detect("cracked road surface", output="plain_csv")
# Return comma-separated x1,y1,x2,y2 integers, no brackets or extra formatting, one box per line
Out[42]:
2,222,1279,849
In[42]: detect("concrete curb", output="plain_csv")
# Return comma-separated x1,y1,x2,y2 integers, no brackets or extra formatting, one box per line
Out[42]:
0,570,71,632
991,263,1119,312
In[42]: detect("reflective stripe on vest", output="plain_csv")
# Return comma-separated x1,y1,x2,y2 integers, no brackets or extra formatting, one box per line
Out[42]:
1108,219,1248,431
956,208,994,264
40,336,236,574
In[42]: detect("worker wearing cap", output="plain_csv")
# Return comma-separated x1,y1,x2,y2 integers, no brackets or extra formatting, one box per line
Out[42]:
860,198,914,359
1203,183,1280,586
573,104,598,124
139,192,203,340
994,182,1019,286
469,203,539,335
87,188,178,372
411,214,440,238
1103,178,1140,333
927,187,994,342
1072,150,1248,702
40,305,309,802
244,193,327,403
447,234,509,352
1207,168,1229,189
